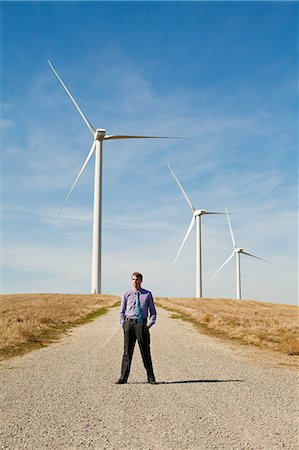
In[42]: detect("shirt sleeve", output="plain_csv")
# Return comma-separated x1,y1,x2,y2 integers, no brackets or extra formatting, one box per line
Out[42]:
120,292,127,325
147,293,157,327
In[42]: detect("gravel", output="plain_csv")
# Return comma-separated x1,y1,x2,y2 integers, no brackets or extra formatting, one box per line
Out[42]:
0,307,298,449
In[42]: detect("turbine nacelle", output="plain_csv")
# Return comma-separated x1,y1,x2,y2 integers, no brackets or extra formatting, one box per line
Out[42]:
236,248,244,253
194,209,206,216
94,129,106,140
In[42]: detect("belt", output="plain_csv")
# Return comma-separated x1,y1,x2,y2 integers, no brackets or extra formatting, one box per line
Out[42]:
125,317,146,323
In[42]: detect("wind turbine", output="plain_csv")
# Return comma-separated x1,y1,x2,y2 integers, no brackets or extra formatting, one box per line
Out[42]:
210,209,270,299
167,162,224,298
49,61,185,294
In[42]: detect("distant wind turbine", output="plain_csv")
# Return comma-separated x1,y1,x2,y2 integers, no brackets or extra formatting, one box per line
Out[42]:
167,162,224,298
49,61,186,294
210,209,270,299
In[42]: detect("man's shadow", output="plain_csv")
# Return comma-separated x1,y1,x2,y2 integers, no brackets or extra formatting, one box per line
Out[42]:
132,379,244,385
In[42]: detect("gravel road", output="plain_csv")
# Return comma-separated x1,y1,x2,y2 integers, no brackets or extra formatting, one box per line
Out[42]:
0,307,298,450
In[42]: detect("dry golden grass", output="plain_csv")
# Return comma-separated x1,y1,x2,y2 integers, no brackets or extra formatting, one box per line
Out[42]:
1,294,298,362
156,297,299,356
0,293,119,360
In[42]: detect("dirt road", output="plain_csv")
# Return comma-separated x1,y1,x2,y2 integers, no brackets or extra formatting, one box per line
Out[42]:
0,307,297,449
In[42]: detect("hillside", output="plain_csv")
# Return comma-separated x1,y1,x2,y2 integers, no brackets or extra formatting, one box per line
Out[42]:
0,294,298,361
156,296,298,356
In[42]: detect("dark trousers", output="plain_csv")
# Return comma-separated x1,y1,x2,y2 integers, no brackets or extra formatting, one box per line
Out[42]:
120,320,155,382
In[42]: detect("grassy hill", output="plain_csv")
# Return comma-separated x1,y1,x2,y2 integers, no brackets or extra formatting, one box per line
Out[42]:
156,296,298,356
0,294,120,360
0,294,298,361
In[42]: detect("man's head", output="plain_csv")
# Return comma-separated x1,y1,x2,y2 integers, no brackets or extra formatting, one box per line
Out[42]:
131,272,143,290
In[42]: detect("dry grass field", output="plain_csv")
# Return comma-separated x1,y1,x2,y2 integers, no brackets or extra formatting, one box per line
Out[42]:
1,294,298,362
0,293,119,360
156,297,299,356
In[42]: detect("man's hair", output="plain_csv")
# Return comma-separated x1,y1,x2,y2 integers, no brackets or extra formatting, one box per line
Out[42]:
131,272,143,282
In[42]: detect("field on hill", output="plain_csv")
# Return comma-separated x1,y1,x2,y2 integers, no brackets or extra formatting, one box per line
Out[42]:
0,294,298,361
0,294,119,360
156,297,299,356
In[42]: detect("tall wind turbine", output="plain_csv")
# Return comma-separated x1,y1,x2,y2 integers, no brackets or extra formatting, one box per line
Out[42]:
210,209,270,299
49,61,185,294
167,162,224,298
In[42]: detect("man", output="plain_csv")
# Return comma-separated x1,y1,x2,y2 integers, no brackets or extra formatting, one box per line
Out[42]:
116,272,157,384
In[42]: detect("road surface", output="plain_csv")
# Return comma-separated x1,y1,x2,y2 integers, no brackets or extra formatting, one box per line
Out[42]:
0,307,297,449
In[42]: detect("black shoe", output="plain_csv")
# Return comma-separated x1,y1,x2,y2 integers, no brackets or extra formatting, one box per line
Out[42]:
115,379,127,384
148,379,158,385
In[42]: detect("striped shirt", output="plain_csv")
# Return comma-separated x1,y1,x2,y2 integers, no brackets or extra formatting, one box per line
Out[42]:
120,288,157,327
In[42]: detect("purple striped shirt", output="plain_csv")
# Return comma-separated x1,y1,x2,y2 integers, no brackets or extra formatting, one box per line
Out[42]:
120,288,157,327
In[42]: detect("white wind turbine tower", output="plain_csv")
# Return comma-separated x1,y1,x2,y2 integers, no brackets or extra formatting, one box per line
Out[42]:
210,209,270,299
49,61,185,294
167,162,224,298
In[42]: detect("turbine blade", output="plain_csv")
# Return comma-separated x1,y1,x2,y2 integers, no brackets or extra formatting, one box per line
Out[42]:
225,208,236,249
173,214,195,265
56,141,96,218
104,135,188,140
209,251,236,281
48,60,96,136
167,162,195,212
241,251,271,264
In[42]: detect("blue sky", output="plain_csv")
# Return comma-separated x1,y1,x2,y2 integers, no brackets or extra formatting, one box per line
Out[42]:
1,1,298,304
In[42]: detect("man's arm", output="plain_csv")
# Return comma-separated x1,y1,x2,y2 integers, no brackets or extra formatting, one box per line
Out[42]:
120,293,127,325
147,293,157,328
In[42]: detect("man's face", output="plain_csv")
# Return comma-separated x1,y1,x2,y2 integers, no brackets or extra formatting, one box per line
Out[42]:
132,275,142,290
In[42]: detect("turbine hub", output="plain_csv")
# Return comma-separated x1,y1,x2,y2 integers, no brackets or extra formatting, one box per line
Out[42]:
94,128,106,141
